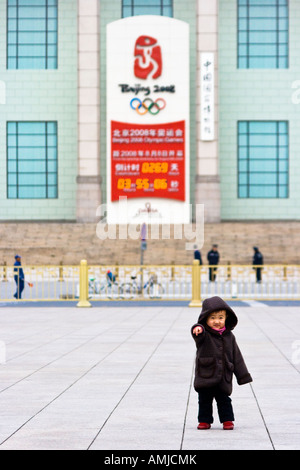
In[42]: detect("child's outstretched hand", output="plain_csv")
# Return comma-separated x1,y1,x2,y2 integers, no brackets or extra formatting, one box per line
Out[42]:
193,326,203,336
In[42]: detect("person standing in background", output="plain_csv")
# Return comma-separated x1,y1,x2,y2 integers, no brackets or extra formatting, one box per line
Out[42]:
194,245,203,265
252,247,263,283
13,255,25,299
207,244,220,282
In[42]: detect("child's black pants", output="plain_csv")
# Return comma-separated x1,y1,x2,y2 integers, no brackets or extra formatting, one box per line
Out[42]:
198,386,234,423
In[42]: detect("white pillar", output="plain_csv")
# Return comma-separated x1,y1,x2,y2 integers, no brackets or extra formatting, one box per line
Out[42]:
195,0,220,222
77,0,101,222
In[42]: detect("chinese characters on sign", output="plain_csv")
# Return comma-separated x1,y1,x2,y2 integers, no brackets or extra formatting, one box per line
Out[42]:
111,121,185,201
200,53,214,141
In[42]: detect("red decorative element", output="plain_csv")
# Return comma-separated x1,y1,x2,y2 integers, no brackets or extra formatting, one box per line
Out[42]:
134,35,162,80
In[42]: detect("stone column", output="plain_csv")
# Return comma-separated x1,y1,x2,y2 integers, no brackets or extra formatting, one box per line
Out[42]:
77,0,101,222
195,0,220,222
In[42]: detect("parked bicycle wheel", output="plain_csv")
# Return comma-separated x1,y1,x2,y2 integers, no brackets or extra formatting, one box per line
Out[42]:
88,277,101,297
147,282,164,298
120,282,137,299
109,281,121,299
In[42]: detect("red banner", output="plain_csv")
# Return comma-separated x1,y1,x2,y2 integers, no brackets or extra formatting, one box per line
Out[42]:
111,120,185,202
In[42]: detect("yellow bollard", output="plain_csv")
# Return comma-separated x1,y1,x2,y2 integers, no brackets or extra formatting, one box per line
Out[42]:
171,260,175,281
59,260,64,282
189,259,202,307
2,261,8,282
77,260,92,308
227,261,231,280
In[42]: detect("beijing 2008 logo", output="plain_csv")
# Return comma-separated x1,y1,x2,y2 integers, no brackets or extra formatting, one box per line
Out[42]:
134,35,162,80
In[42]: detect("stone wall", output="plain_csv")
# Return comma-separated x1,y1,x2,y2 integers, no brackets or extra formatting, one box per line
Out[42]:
0,221,299,266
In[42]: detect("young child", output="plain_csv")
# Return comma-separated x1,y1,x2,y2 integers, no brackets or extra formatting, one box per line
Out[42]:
191,296,252,430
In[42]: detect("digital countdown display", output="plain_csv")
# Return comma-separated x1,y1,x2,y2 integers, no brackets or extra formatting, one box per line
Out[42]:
111,120,185,201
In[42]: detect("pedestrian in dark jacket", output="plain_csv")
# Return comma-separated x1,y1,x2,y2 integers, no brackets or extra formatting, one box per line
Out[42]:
193,245,202,265
207,244,219,281
252,246,263,283
191,296,252,430
13,255,25,299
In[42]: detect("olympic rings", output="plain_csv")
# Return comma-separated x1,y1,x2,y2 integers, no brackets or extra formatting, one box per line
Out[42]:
130,97,166,115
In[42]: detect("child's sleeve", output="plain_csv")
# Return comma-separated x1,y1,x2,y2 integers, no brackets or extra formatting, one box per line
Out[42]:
232,336,253,385
191,323,205,345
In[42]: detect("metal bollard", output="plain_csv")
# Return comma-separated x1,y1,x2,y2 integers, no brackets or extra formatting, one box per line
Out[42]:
189,259,202,307
59,260,64,282
77,260,92,307
171,260,175,281
227,261,231,280
2,261,8,282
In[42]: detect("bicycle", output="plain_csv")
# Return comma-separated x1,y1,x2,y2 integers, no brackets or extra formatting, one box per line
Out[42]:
120,273,164,299
89,271,120,299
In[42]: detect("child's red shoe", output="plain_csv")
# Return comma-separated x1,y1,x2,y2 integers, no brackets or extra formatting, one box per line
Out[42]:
197,422,211,430
223,421,234,430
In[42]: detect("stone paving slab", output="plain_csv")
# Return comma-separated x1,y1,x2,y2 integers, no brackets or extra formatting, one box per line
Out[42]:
0,302,299,450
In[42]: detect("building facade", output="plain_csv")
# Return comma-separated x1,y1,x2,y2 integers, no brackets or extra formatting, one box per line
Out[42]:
0,0,298,223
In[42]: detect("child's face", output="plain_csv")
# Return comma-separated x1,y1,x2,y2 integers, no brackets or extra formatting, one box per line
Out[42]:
206,310,227,330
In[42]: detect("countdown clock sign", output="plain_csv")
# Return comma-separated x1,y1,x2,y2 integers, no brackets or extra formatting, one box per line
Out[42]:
106,16,190,224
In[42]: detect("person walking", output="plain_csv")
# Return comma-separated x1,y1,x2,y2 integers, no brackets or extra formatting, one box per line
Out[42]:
207,244,220,282
252,246,263,283
13,255,25,299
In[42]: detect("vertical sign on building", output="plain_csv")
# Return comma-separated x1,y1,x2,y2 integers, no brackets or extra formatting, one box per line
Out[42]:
0,81,6,105
106,16,190,224
200,53,214,141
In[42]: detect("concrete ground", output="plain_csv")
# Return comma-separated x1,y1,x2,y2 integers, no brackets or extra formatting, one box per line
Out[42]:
0,301,299,450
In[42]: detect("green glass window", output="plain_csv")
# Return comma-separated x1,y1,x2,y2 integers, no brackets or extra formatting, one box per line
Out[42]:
238,0,288,68
7,0,58,69
7,122,58,199
238,121,289,198
122,0,173,18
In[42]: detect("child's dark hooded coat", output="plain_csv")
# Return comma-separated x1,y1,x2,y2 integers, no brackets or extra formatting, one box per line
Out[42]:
191,296,252,395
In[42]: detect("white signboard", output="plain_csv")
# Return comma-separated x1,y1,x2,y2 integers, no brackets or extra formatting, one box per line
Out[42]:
0,80,6,105
200,53,214,141
106,16,190,224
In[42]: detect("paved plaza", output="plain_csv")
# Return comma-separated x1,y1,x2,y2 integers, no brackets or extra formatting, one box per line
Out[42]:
0,300,299,450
